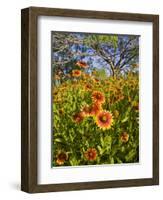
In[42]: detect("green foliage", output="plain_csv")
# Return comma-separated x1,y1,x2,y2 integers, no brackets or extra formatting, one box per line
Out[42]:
93,69,107,80
84,34,118,48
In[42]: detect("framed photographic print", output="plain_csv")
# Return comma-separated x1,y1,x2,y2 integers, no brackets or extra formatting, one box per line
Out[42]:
21,7,159,193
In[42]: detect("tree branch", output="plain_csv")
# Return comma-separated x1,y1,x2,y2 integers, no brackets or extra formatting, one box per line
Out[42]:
120,53,137,69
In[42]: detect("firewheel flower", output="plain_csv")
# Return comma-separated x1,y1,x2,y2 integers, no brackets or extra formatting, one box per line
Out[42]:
82,103,101,117
72,70,82,77
84,148,97,161
73,112,85,123
90,103,102,116
120,132,129,143
56,151,68,165
95,111,113,130
93,78,100,83
84,83,92,91
92,91,105,104
76,61,88,69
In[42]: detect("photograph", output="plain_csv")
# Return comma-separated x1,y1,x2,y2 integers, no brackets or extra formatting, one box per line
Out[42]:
52,32,139,167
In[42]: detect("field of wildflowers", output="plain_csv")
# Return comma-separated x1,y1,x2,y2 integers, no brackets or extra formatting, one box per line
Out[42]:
52,32,139,167
52,62,139,166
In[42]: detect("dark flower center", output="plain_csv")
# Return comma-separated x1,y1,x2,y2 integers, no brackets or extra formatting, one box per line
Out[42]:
95,94,102,99
100,115,108,123
58,153,67,161
89,152,93,157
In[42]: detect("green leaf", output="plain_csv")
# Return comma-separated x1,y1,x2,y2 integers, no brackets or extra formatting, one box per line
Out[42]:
69,156,79,166
125,149,136,162
97,145,104,155
121,116,128,123
104,135,112,147
116,157,122,164
100,137,104,147
54,138,62,143
110,157,114,164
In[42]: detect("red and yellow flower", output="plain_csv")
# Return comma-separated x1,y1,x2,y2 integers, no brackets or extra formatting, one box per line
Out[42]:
73,111,85,123
120,132,129,143
84,148,97,161
95,111,113,130
82,103,101,117
84,83,92,91
76,61,88,69
90,103,102,116
72,70,82,77
93,78,100,83
92,91,105,104
56,151,68,165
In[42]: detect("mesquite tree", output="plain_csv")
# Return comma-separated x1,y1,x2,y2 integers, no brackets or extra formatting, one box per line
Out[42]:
52,32,139,78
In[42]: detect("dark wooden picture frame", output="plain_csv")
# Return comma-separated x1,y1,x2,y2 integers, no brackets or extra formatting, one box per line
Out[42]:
21,7,159,193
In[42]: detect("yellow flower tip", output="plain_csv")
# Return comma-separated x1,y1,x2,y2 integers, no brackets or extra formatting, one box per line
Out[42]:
95,111,113,130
